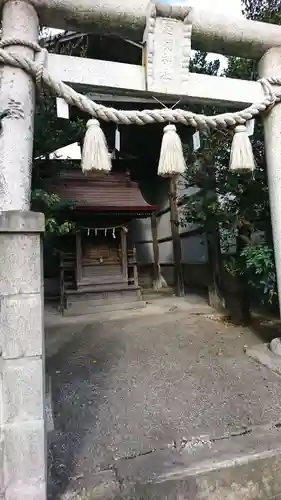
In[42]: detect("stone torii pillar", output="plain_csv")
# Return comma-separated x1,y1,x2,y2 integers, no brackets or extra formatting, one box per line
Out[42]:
0,1,46,499
259,49,281,326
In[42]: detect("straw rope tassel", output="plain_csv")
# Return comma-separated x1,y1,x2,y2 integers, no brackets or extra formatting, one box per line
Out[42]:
81,119,112,173
157,124,186,177
229,125,256,173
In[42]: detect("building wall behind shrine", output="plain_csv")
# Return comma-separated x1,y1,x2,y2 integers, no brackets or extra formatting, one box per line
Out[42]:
131,176,209,290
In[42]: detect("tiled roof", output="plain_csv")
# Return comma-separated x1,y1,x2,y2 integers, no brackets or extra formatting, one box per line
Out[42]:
46,171,157,212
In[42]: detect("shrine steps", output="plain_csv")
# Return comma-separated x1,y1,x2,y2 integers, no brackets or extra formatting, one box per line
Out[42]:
63,285,146,317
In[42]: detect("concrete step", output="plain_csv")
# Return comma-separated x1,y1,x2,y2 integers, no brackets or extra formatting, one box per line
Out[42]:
77,279,126,290
65,288,141,306
143,288,175,302
66,283,140,297
61,424,281,499
63,299,146,317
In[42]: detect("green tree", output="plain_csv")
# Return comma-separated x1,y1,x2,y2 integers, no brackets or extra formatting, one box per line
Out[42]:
243,0,281,23
32,30,86,235
183,0,281,310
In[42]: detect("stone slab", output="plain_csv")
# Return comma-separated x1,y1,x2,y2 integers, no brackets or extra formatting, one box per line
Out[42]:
117,425,281,499
0,234,41,296
55,426,281,499
246,342,281,376
121,450,281,500
144,13,191,94
2,357,44,424
0,435,3,494
5,481,46,500
64,300,146,317
0,293,43,359
0,211,44,234
3,420,45,488
117,424,281,479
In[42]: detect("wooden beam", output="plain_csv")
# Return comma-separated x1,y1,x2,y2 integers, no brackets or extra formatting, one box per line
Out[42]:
76,232,82,284
48,53,266,108
86,93,179,104
204,193,224,312
132,247,139,288
151,213,161,290
169,178,184,298
2,0,281,59
120,227,128,283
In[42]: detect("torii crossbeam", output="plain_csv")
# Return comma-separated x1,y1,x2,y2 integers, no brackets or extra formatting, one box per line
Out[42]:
0,1,281,498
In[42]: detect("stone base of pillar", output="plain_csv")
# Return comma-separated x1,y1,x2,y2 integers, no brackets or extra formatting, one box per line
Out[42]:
0,211,46,500
270,337,281,356
246,342,281,377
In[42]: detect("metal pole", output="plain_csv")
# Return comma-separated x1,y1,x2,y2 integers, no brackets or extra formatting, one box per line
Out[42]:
169,177,185,297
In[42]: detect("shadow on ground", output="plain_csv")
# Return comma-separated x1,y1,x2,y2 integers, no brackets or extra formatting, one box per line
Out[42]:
47,322,125,498
249,316,281,344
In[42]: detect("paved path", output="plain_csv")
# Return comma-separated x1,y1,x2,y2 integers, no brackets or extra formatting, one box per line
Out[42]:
46,298,281,497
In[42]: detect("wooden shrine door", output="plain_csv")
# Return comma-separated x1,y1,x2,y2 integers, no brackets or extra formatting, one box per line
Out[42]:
76,229,127,288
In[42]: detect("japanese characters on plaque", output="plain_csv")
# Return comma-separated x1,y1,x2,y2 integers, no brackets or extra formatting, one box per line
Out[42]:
144,7,192,94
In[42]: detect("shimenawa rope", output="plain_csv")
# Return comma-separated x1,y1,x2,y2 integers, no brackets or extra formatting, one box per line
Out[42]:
0,38,278,129
0,37,277,175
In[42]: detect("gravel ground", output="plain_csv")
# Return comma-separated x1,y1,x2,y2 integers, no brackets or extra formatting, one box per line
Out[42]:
46,302,281,497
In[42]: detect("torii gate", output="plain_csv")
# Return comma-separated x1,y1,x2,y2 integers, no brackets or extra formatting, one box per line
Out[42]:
0,0,281,498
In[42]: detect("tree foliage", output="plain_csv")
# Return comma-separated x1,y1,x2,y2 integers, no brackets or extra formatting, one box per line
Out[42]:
243,0,281,22
31,189,76,235
32,31,87,236
182,1,281,306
